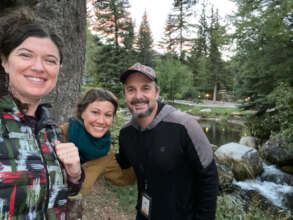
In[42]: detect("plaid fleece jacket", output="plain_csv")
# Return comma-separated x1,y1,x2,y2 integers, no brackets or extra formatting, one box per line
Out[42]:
0,95,71,220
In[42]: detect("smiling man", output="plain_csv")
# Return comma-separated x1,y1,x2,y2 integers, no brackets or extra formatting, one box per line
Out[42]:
116,63,219,220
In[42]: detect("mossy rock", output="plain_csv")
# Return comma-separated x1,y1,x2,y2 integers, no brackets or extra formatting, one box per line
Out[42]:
280,165,293,175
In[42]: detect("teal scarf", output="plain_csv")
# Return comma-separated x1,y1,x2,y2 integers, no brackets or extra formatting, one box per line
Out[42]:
67,118,111,163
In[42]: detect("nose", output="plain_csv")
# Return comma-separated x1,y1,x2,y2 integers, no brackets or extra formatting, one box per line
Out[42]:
31,57,44,72
96,115,105,124
134,89,143,99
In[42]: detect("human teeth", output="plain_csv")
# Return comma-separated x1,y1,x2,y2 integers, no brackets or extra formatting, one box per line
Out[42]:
27,77,44,82
93,126,103,130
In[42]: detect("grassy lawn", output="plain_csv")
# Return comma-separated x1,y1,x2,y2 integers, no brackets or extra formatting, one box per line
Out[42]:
171,103,255,121
104,181,138,215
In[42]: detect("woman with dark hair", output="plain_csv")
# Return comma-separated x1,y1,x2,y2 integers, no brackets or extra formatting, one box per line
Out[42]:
61,88,136,197
0,7,83,219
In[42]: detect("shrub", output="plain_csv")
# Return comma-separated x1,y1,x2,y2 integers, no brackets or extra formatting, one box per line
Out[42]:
246,82,293,142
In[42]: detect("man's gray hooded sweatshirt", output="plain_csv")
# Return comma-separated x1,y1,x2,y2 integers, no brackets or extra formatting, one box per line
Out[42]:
117,102,218,220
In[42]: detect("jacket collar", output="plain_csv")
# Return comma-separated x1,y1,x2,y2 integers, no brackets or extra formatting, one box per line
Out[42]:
0,95,55,128
0,95,22,115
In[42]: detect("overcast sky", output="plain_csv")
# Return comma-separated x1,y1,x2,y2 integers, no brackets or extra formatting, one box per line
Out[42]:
128,0,237,49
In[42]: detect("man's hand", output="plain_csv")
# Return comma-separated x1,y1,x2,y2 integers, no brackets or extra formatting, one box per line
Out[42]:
55,140,82,183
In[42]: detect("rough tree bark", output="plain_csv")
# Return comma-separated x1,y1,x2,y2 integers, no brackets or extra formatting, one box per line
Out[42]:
0,0,86,124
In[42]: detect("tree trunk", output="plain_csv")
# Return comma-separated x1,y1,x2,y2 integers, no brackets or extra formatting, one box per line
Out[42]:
213,83,217,103
0,0,87,124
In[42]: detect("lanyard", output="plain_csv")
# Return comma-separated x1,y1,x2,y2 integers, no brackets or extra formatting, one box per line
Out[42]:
135,130,155,192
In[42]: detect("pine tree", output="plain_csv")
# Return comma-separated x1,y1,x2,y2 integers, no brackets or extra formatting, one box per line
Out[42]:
136,10,154,66
94,0,132,48
189,4,227,101
84,30,103,88
166,0,197,61
159,14,179,55
231,0,293,141
89,0,135,96
188,1,208,87
122,18,135,50
231,0,293,111
207,8,226,102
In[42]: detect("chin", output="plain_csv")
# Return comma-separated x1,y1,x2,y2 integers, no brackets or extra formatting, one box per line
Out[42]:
92,132,106,138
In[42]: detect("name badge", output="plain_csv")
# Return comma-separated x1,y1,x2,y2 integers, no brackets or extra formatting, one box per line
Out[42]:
140,193,151,219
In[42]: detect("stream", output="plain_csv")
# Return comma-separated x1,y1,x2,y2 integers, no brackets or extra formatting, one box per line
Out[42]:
234,163,293,209
198,119,293,210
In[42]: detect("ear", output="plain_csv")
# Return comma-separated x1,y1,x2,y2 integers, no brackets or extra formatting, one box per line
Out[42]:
80,111,85,121
1,55,8,73
155,86,160,99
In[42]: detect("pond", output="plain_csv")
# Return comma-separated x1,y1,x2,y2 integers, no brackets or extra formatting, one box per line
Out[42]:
198,119,244,146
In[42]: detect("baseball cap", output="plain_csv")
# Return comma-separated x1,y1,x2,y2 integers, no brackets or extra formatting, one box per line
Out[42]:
120,63,157,83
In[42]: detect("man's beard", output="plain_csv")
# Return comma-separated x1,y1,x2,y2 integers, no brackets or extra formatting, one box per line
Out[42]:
129,98,155,119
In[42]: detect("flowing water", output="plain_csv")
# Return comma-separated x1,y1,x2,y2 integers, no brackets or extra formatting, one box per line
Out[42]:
234,163,293,209
198,119,293,210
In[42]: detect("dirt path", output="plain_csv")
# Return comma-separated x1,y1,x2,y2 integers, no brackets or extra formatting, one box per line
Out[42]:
82,178,136,220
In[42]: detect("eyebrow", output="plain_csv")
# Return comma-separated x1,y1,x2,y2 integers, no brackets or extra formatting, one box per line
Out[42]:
17,48,60,61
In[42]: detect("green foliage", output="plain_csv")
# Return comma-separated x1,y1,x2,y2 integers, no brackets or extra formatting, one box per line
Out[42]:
196,56,212,93
122,19,135,50
83,33,136,98
94,0,132,48
173,0,197,8
188,1,208,87
104,181,138,214
110,110,125,150
216,195,246,219
232,0,293,109
93,45,133,98
231,0,293,143
84,1,136,98
207,8,227,101
84,30,103,87
136,11,154,66
155,56,195,101
188,4,230,100
216,194,290,220
161,0,197,60
267,82,293,142
158,15,177,54
244,114,272,141
244,82,293,142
